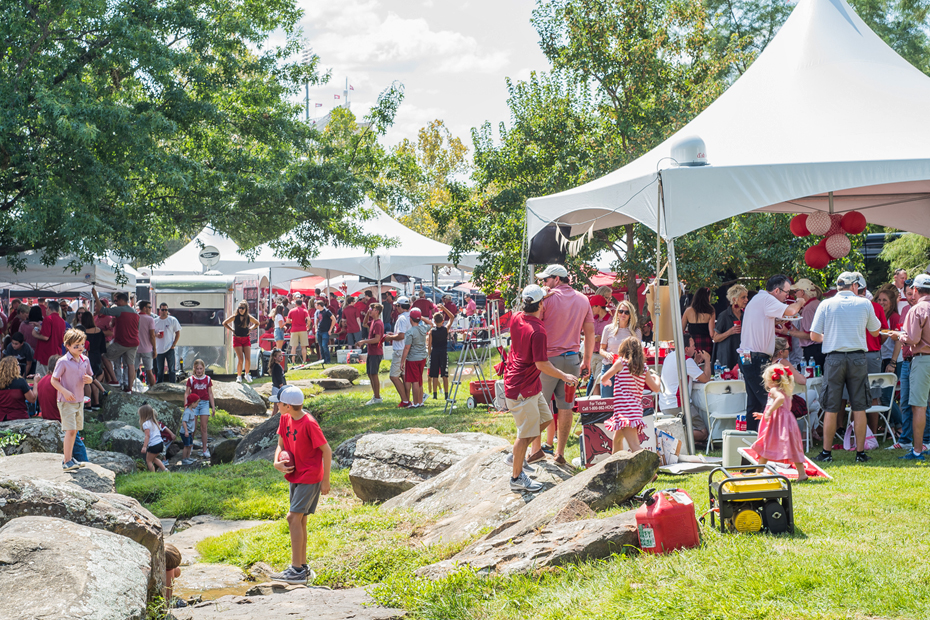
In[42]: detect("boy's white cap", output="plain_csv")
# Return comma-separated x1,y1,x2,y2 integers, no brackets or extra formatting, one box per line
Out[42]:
522,284,545,304
269,385,304,405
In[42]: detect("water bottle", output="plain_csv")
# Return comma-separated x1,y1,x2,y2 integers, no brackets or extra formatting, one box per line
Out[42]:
799,359,806,377
714,359,722,379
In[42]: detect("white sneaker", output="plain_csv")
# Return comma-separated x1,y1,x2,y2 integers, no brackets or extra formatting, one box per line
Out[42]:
235,375,242,383
886,442,913,450
505,453,536,475
364,398,383,406
510,472,544,493
244,374,253,383
202,450,211,458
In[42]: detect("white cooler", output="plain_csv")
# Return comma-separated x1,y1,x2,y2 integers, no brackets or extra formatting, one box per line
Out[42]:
722,430,758,467
337,348,362,364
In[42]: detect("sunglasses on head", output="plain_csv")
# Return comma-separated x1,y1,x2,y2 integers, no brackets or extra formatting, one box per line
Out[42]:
906,279,914,287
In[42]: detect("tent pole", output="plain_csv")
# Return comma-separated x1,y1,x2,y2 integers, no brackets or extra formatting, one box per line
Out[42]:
377,258,382,300
828,191,834,214
665,237,696,456
655,176,663,345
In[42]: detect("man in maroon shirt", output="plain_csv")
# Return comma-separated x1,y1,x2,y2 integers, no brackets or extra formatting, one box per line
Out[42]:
33,300,67,376
412,290,435,317
441,294,458,317
503,285,578,493
343,300,363,347
93,288,140,392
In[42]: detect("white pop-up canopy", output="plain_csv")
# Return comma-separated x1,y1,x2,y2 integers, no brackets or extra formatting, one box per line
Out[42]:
524,0,930,454
0,254,135,294
152,203,478,281
526,0,930,243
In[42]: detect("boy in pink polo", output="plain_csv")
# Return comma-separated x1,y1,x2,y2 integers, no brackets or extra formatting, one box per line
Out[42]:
50,329,94,471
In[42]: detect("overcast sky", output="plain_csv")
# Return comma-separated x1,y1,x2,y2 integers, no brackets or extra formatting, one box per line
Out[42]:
295,0,550,150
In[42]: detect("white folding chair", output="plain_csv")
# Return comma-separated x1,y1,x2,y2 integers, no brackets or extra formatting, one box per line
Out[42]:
864,373,898,443
802,376,825,452
703,380,747,449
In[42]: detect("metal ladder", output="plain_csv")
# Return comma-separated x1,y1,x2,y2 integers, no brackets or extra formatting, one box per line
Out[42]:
444,330,493,414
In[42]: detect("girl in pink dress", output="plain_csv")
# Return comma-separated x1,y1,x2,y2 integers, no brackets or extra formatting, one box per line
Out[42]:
601,336,661,452
751,363,808,482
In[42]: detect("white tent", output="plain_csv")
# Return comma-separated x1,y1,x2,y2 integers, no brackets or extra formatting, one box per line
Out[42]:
524,0,930,453
152,203,478,282
0,254,135,294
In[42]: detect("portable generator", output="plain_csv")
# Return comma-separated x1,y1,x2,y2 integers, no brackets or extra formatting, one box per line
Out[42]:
707,465,794,534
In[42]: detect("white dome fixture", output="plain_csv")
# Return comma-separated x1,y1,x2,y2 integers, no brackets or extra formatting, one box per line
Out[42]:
671,136,708,167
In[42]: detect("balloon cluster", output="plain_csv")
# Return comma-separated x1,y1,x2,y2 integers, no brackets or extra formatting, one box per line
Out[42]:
790,211,867,269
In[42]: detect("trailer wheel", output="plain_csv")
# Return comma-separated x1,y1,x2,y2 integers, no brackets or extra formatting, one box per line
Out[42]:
466,396,476,409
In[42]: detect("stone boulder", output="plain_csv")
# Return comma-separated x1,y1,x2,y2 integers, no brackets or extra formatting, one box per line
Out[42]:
211,380,269,416
417,510,639,579
100,425,146,458
383,446,574,545
172,586,405,620
95,390,182,432
143,381,186,408
321,364,360,383
309,377,352,390
210,438,240,465
482,449,659,541
0,516,151,618
0,418,63,454
334,428,442,469
86,448,138,475
0,452,116,493
349,431,510,502
233,413,280,463
0,474,165,597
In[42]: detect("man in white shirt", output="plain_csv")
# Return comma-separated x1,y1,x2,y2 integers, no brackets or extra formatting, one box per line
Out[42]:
659,334,712,444
739,275,804,431
154,303,182,383
893,268,909,315
384,297,412,407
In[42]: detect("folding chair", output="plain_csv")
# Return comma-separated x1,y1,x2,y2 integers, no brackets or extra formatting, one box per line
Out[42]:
862,373,898,443
703,380,746,449
804,376,825,450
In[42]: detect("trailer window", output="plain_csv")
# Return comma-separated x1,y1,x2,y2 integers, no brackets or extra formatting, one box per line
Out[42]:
167,309,226,326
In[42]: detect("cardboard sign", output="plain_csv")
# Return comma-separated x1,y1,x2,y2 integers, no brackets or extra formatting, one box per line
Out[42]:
573,396,613,413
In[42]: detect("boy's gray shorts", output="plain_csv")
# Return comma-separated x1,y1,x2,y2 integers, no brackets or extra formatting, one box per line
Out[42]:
289,482,321,514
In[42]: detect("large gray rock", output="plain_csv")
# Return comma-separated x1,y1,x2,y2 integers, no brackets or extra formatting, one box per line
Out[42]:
349,431,510,502
85,448,138,475
148,380,269,415
100,425,146,458
383,446,574,545
0,417,64,454
172,586,405,620
0,474,165,598
0,516,151,619
95,390,182,432
0,452,116,493
233,413,281,463
321,364,360,382
483,449,659,542
211,438,240,464
309,377,352,390
334,427,443,469
417,510,639,579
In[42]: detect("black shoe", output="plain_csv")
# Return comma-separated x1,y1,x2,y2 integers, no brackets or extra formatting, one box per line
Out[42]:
855,452,871,463
813,450,833,463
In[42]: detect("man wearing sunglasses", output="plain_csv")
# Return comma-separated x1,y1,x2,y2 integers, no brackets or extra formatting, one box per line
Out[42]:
739,275,805,431
535,264,594,465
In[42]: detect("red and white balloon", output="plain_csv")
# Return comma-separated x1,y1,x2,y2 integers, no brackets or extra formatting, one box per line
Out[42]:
791,210,865,269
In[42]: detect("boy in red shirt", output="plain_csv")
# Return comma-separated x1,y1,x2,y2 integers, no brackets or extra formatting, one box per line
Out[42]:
271,385,332,585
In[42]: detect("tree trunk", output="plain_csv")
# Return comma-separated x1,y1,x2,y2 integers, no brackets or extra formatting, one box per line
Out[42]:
625,224,639,315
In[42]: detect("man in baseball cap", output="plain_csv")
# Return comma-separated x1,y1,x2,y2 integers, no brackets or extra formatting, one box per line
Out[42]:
534,264,594,464
502,284,578,492
400,308,431,407
384,296,413,406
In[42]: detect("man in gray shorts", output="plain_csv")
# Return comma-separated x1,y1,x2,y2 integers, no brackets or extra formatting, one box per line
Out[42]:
384,297,411,407
536,264,594,465
811,272,881,463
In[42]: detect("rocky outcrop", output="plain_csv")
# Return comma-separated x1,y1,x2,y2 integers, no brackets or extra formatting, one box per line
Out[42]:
0,516,151,619
415,450,657,579
309,378,352,390
0,452,116,493
94,390,182,432
172,586,405,620
334,428,443,469
0,474,165,597
100,424,146,458
321,364,360,383
382,447,573,545
85,448,138,475
211,438,240,464
148,381,269,415
0,418,63,454
233,413,280,463
349,431,511,502
417,510,639,579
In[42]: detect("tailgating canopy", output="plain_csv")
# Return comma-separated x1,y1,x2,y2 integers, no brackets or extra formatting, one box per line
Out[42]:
525,0,930,243
0,254,135,294
152,203,477,281
524,0,930,455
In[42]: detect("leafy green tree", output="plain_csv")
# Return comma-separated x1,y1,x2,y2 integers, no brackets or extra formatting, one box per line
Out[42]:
0,0,403,272
878,233,930,280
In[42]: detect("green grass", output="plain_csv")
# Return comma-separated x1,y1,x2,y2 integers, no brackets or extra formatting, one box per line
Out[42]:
207,409,246,435
369,451,930,620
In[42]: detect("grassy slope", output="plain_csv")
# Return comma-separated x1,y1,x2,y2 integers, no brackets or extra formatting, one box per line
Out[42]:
117,350,930,619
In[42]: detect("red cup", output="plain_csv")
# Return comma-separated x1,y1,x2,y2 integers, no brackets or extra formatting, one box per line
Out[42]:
564,382,576,403
158,331,165,338
733,320,741,326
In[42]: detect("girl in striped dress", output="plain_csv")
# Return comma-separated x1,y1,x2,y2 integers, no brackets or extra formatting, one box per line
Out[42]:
601,336,661,452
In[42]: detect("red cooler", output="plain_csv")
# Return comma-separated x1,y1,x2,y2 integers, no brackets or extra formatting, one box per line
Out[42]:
636,488,700,554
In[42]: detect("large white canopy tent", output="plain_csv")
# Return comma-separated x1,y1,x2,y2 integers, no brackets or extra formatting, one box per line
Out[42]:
0,254,135,295
524,0,930,453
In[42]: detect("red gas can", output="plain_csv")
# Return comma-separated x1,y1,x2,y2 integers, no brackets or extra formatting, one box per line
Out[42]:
635,488,700,554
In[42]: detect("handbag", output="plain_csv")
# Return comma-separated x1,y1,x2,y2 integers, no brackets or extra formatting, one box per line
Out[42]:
843,423,879,451
790,394,808,419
